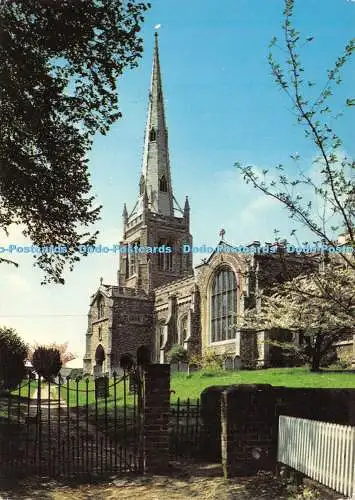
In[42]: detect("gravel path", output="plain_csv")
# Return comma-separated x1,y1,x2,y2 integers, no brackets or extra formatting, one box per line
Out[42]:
0,462,344,500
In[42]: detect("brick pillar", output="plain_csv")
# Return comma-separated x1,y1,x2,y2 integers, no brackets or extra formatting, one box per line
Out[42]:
221,385,277,478
143,363,170,473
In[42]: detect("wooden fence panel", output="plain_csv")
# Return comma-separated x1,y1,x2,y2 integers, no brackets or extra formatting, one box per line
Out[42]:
278,415,355,498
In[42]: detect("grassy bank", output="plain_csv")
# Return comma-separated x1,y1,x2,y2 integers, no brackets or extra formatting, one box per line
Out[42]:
169,367,355,401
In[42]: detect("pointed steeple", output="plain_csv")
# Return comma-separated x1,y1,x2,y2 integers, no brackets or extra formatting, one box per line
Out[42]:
139,32,174,216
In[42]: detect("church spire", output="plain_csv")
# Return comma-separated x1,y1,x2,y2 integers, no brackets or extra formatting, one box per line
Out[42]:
140,32,174,216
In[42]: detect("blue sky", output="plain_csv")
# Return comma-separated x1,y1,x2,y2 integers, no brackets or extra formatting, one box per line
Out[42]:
1,0,354,361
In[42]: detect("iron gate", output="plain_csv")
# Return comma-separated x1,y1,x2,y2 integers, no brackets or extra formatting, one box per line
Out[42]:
0,370,143,479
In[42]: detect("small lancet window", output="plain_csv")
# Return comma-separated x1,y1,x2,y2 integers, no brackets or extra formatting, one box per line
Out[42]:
149,128,156,142
97,296,105,319
159,175,168,192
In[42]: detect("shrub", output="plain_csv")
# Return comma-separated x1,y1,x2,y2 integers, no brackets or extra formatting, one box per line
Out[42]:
190,350,226,372
32,346,62,382
167,344,188,363
0,327,27,392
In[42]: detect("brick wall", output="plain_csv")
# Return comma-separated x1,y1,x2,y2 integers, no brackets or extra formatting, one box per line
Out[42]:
143,364,170,473
221,385,277,478
200,384,355,477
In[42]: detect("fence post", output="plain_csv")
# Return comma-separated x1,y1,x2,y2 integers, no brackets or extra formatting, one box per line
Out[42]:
143,363,170,474
352,427,355,500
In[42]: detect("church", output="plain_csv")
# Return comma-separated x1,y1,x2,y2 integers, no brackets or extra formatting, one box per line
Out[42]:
83,33,315,377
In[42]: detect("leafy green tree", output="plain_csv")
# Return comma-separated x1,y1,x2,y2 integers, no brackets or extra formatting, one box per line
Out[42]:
32,346,62,381
238,266,354,372
0,0,150,283
0,327,27,392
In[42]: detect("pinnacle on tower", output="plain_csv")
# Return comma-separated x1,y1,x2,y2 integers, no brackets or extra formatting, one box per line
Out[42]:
122,203,128,222
184,196,190,212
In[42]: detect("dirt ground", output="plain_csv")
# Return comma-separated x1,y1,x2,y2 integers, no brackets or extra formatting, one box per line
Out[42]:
0,461,344,500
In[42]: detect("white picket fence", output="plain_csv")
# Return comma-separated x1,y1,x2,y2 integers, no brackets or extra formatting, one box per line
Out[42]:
278,415,355,498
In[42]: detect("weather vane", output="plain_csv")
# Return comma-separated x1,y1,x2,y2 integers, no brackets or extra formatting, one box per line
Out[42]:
219,228,226,241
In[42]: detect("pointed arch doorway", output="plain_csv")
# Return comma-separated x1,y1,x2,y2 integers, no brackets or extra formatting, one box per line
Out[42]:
94,344,106,377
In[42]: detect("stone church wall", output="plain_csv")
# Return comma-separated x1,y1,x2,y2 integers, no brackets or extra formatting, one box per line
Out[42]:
110,295,154,374
154,275,200,361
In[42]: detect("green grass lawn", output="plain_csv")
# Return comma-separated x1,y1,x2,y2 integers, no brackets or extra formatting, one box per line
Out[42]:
169,367,355,402
59,377,136,409
10,379,38,398
59,367,355,406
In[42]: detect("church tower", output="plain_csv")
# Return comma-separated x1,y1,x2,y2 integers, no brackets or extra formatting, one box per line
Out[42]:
118,33,193,293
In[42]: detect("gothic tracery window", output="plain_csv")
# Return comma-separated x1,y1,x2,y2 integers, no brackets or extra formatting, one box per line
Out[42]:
210,267,237,343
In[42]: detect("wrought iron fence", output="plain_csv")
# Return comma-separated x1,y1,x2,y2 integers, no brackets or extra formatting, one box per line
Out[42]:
169,398,201,457
0,371,143,479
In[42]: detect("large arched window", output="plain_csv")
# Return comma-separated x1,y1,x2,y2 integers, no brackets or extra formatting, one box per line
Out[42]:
210,267,237,343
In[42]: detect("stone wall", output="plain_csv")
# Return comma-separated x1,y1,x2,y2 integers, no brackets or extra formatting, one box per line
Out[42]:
84,285,154,376
110,295,154,374
154,276,200,361
334,340,353,367
119,209,193,294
